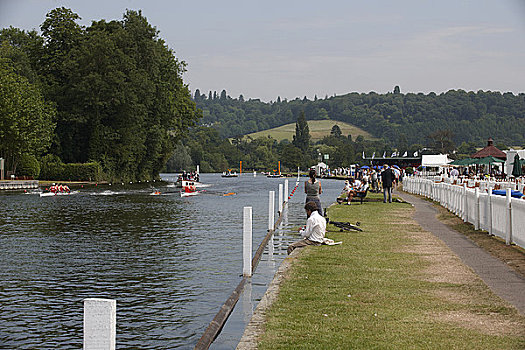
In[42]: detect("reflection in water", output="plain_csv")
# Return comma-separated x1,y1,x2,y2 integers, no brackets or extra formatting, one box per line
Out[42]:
0,174,343,349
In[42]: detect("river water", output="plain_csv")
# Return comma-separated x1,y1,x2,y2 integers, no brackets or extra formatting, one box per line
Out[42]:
0,173,344,349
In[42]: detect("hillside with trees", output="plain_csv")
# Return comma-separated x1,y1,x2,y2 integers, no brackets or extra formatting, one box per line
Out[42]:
194,87,525,148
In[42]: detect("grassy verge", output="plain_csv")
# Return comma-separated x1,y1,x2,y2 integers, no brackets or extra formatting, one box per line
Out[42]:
258,193,525,349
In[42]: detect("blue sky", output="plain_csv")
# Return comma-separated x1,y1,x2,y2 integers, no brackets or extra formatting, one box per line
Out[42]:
1,0,524,101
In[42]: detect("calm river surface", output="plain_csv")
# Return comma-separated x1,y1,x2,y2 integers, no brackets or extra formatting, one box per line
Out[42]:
0,173,344,349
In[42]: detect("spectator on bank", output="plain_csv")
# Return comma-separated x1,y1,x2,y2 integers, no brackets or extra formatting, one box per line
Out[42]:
371,169,379,192
346,177,368,204
305,168,323,215
381,164,394,203
287,201,326,255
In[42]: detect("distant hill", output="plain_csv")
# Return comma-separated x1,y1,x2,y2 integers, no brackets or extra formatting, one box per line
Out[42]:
193,88,525,147
244,120,375,142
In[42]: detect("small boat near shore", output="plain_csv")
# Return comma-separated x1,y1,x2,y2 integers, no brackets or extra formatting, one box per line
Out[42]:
266,173,284,178
221,170,238,178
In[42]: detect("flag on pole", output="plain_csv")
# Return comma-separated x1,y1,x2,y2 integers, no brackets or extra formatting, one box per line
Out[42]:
403,151,408,157
413,151,418,157
382,151,386,158
372,152,375,159
391,152,396,157
362,151,365,159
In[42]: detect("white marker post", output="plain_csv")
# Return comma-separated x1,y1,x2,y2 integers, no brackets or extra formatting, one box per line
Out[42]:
278,184,283,214
269,191,275,257
284,179,289,203
268,191,275,231
243,206,252,277
83,298,116,350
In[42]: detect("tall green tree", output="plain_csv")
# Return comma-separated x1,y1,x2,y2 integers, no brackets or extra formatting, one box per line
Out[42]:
293,111,310,153
36,8,199,181
330,124,342,137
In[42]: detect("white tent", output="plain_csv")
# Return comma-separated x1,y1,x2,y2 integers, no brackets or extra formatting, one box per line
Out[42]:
315,162,328,176
421,154,452,167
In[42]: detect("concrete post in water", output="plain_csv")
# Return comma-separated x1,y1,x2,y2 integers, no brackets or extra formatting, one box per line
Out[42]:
0,158,4,180
196,165,200,174
268,188,275,258
284,179,289,203
268,191,275,230
474,188,480,230
83,298,116,350
506,188,512,245
243,207,252,277
278,184,283,214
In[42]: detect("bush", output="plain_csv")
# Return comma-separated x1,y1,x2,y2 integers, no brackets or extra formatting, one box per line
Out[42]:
405,166,414,175
39,154,64,180
17,154,40,178
62,162,102,181
39,155,102,181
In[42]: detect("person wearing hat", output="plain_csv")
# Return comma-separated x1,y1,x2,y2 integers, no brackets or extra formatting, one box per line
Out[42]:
381,164,394,203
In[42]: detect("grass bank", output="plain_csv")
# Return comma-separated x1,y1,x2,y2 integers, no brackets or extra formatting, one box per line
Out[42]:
243,120,377,142
258,193,525,349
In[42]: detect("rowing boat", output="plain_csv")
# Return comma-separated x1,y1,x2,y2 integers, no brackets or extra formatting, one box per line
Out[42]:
40,191,79,197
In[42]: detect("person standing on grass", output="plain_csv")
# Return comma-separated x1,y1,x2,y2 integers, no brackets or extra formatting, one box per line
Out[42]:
381,164,394,203
287,201,326,255
305,168,323,215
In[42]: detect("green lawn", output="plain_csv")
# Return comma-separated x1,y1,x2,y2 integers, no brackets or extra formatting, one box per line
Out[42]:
258,193,525,349
244,120,376,142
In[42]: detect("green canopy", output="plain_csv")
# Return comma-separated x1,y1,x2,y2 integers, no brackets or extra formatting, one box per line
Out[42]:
471,156,505,165
512,154,523,177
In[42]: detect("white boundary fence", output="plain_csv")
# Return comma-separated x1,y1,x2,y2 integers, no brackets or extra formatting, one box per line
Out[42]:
404,176,525,250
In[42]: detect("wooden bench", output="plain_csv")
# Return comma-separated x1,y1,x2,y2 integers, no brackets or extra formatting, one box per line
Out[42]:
354,187,369,204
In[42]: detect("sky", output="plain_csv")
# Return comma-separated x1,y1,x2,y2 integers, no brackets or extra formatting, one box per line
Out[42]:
1,0,525,101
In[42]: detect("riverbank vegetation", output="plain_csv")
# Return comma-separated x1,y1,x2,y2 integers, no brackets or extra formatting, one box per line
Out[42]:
0,7,199,181
258,195,525,349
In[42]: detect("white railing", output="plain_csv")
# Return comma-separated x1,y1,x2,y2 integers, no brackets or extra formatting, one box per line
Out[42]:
404,176,525,250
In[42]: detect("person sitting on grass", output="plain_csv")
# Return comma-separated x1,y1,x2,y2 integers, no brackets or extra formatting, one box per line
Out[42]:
287,201,326,255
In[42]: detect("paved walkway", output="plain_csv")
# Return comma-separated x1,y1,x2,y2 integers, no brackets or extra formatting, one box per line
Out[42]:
398,191,525,315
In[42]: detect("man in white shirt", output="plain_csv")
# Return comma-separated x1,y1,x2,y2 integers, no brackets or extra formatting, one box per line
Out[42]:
287,201,327,255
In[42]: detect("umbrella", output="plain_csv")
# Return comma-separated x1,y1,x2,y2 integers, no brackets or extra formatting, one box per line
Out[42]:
392,165,400,169
360,165,370,169
449,158,474,166
472,156,505,165
512,154,523,177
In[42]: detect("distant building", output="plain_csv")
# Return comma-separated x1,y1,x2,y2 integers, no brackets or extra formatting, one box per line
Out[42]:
471,138,506,159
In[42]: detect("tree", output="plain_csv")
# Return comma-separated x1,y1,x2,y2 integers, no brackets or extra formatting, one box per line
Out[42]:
428,129,455,154
330,124,342,137
0,59,56,174
281,144,303,169
292,111,310,153
393,85,401,94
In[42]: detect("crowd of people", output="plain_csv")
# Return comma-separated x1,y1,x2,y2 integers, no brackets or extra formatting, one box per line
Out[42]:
178,171,200,182
339,165,404,204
